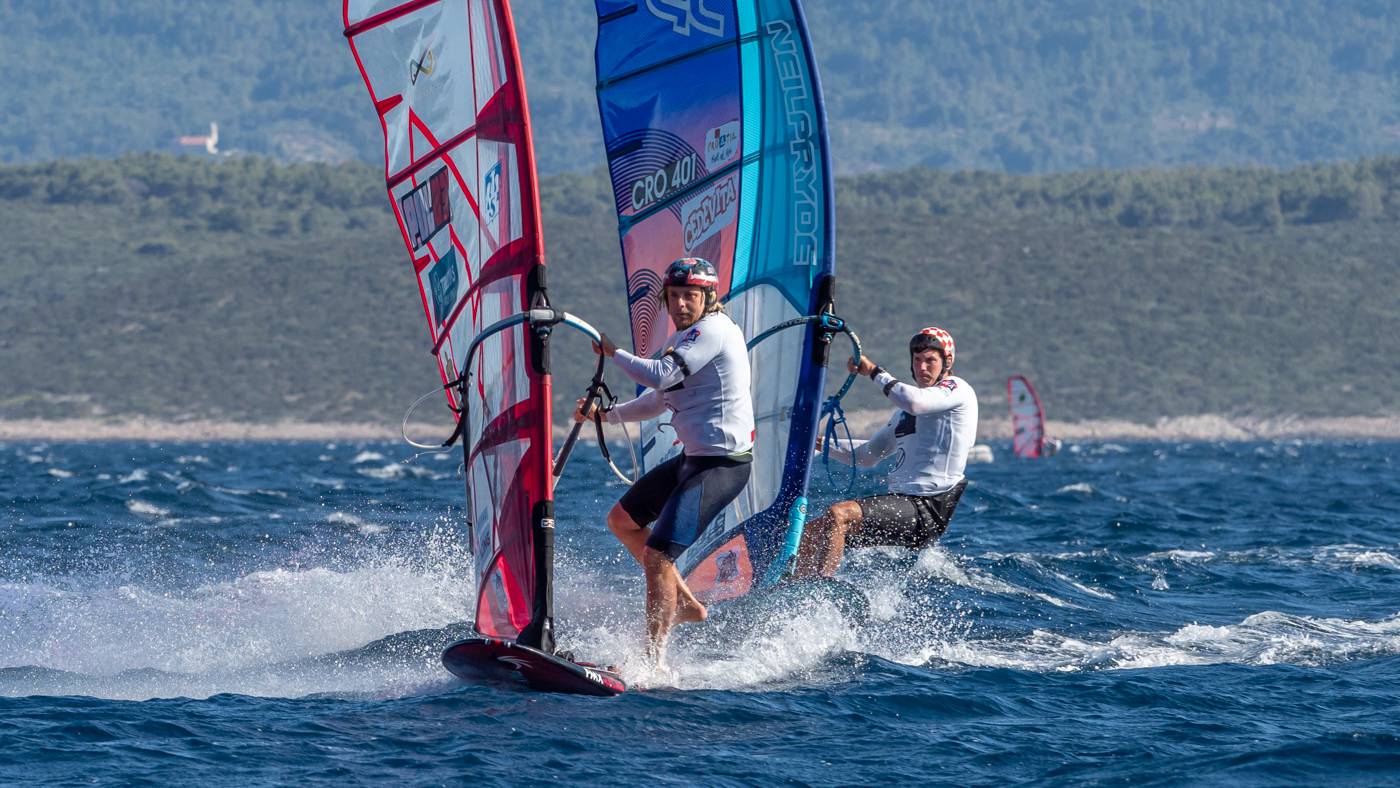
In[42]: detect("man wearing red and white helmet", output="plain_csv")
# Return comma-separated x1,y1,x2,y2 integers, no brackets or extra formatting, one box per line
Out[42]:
794,326,979,578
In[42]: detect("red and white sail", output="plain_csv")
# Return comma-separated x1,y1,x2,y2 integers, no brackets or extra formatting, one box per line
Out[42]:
344,0,553,646
1007,375,1045,459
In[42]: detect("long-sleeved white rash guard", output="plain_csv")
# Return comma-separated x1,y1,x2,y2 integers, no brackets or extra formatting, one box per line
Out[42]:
604,312,755,457
827,370,979,495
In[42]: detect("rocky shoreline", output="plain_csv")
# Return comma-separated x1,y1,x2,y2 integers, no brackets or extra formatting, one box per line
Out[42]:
2,413,1397,443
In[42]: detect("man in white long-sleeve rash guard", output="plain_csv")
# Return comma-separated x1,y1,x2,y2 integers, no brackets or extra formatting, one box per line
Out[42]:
793,326,978,578
575,257,754,663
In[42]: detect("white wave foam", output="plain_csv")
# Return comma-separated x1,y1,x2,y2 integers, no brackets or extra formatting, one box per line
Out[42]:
0,546,473,700
915,546,1076,608
118,469,149,484
46,468,73,479
126,500,170,518
1316,545,1400,571
918,610,1400,673
352,451,386,464
1144,549,1216,563
357,463,446,481
327,511,387,535
1055,482,1095,495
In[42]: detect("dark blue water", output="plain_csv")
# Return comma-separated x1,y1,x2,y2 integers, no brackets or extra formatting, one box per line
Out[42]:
3,439,1399,785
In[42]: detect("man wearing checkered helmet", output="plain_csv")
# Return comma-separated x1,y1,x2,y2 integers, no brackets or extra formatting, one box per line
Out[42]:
793,326,979,578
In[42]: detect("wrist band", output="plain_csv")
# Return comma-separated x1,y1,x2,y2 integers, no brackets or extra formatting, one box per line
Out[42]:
869,365,885,380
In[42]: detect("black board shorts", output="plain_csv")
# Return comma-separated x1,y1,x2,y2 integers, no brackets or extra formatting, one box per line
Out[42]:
619,453,752,560
849,480,968,550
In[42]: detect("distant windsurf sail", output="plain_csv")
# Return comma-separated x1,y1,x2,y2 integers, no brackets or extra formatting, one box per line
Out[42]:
343,0,558,650
594,0,837,602
1007,375,1045,459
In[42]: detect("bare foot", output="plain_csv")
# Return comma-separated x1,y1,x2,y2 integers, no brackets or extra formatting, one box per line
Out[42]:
675,596,707,624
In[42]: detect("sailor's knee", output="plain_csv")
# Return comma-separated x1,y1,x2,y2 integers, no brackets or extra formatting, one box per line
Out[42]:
830,500,862,525
607,503,639,534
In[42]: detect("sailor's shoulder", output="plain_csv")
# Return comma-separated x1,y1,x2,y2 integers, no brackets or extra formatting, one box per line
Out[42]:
937,376,976,399
703,312,746,342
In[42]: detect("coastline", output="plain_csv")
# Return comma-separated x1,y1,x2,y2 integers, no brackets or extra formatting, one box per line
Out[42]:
1,412,1398,443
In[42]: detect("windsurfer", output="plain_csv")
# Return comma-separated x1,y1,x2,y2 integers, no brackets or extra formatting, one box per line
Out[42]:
574,257,755,662
793,327,978,578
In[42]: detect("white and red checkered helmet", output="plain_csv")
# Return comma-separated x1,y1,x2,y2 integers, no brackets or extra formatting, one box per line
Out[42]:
909,326,955,378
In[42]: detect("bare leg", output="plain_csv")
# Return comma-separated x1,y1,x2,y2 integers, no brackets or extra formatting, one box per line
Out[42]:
794,509,836,578
609,504,707,624
607,503,650,564
643,547,680,663
794,500,863,578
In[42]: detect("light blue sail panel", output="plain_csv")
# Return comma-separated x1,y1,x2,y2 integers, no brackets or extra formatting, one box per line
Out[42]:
594,0,836,602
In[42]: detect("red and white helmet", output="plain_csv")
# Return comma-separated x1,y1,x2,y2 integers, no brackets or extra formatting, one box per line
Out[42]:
909,326,955,378
663,257,719,289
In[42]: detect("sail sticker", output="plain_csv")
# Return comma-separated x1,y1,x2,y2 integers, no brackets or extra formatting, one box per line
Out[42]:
483,161,502,225
681,172,739,251
427,249,460,326
410,48,436,84
400,167,452,251
704,120,741,169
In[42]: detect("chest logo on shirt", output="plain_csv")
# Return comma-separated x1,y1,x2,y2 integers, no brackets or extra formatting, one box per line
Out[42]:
895,411,918,438
937,378,958,391
680,327,701,346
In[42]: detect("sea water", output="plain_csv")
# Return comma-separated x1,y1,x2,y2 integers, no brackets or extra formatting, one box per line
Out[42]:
2,440,1398,784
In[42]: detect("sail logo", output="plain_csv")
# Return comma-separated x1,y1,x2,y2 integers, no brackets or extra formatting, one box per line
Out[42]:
629,152,701,213
627,268,663,356
401,167,451,251
409,49,435,85
482,162,501,225
704,121,740,170
427,249,460,327
645,0,724,38
715,549,740,582
768,20,820,266
682,173,738,250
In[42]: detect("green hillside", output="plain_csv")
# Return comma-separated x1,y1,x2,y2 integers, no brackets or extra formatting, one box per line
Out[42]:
0,154,1396,427
2,1,1400,173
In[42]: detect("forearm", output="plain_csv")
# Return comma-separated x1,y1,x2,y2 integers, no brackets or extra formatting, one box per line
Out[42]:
824,439,884,468
871,369,956,416
605,390,666,423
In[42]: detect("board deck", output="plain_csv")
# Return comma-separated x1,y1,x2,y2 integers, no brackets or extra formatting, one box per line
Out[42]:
441,638,626,697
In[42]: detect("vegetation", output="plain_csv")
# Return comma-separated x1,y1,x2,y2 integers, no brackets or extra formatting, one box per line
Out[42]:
3,1,1400,173
1,153,1396,426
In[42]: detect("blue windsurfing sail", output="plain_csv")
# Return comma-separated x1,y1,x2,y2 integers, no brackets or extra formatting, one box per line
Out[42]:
594,0,837,602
